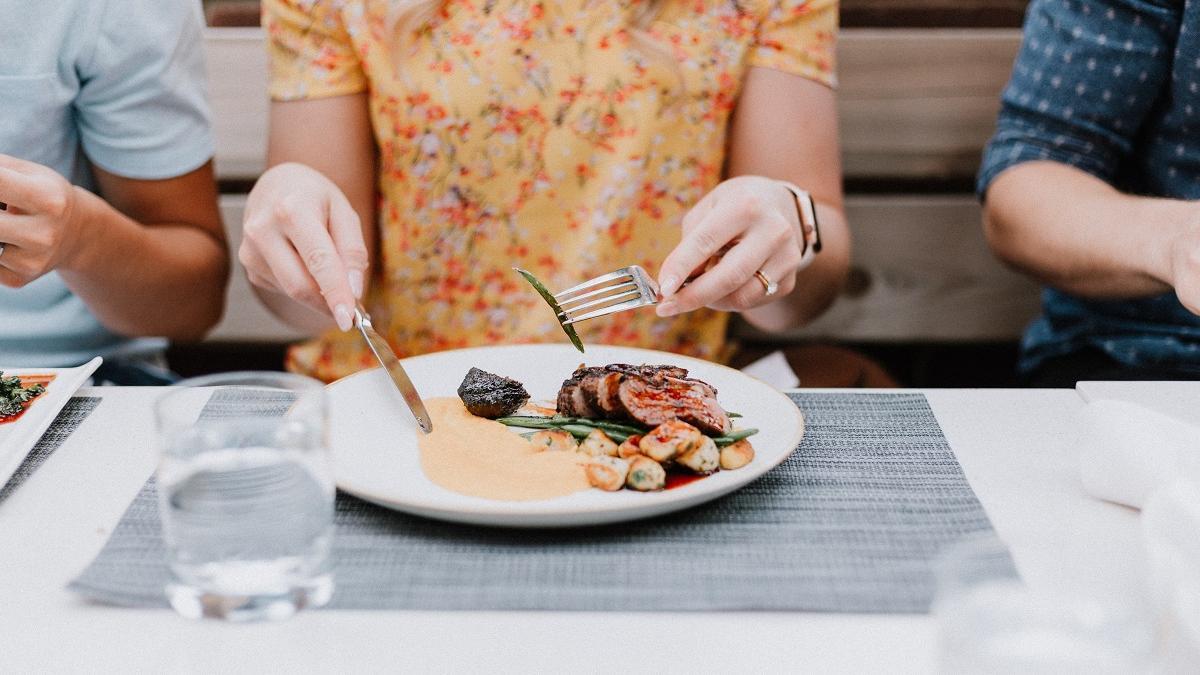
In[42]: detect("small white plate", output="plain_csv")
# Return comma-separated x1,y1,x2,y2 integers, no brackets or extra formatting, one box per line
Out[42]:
0,357,103,489
329,345,804,528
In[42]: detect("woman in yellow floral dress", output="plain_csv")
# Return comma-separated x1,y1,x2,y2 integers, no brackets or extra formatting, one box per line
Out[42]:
241,0,850,383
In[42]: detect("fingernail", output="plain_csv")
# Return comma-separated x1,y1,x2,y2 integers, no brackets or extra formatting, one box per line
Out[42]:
656,300,678,317
660,275,680,298
334,304,353,332
348,270,364,299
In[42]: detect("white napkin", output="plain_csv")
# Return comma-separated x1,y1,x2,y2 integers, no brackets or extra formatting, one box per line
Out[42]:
1142,478,1200,668
1074,399,1200,509
740,350,800,389
1074,399,1200,665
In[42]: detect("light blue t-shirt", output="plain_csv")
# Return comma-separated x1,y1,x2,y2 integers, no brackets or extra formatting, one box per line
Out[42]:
0,0,214,367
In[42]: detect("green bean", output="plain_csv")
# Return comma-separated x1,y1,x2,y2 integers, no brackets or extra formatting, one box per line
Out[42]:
712,428,759,446
495,416,559,429
499,414,755,448
498,415,646,436
561,418,646,436
514,268,586,353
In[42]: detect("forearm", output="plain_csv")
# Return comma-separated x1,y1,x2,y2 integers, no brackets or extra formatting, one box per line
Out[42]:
741,202,849,332
984,161,1190,298
58,187,228,340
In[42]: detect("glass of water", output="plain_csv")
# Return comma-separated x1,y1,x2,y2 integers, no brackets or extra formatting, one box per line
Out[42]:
155,372,335,621
933,533,1153,674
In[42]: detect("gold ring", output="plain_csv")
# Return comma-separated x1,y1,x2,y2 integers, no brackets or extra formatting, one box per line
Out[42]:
754,270,778,297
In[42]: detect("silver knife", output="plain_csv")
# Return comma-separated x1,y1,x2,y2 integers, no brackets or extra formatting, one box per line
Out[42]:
354,302,433,434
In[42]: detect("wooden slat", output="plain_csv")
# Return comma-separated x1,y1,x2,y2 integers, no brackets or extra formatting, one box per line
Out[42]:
205,29,270,182
841,0,1028,28
836,29,1020,181
212,194,1041,343
204,27,1023,184
742,195,1040,342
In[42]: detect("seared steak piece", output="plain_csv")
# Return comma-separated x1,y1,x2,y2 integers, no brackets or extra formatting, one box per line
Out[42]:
555,363,731,435
457,368,529,418
556,366,606,417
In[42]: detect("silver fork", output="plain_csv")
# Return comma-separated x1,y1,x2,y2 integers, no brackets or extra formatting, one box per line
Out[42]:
555,265,661,325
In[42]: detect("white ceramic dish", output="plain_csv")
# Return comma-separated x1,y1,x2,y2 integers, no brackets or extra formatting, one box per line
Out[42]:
328,345,804,527
0,357,102,489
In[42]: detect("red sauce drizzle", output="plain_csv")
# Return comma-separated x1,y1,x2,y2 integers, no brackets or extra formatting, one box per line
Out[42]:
665,473,707,490
0,374,55,426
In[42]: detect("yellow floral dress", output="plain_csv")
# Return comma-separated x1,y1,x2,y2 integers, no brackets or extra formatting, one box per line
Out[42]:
264,0,837,382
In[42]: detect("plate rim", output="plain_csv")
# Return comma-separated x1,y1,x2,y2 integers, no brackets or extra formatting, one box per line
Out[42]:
327,344,805,525
0,357,103,489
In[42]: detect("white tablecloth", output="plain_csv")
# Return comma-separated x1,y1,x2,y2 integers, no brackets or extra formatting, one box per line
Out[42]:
0,387,1149,673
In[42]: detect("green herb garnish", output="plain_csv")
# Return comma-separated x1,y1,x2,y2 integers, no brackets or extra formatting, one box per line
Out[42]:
0,372,47,420
514,267,586,353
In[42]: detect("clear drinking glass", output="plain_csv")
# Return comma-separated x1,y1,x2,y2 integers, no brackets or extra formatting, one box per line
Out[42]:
155,372,335,621
933,533,1154,674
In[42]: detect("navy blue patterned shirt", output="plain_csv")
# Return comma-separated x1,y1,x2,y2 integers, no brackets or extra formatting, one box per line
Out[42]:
979,0,1200,374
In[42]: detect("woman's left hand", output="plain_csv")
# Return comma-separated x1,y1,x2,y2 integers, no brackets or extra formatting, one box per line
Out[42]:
656,175,806,317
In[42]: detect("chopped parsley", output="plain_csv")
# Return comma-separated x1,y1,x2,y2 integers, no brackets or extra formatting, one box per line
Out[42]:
0,372,46,420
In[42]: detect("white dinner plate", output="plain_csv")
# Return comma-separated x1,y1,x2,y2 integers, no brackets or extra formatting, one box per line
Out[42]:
328,345,804,527
0,357,102,489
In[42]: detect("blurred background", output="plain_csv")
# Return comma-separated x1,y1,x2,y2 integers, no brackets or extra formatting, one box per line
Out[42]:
182,0,1036,387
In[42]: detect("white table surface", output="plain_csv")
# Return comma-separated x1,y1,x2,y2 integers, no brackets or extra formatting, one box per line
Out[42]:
0,386,1149,674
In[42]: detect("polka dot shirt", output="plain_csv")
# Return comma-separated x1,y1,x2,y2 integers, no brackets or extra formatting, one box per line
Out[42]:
979,0,1200,374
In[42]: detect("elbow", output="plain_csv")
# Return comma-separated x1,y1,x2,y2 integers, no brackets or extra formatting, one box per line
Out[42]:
157,258,230,343
981,200,1030,273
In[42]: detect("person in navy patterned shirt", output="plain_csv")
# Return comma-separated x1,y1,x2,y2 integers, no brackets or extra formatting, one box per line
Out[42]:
979,0,1200,385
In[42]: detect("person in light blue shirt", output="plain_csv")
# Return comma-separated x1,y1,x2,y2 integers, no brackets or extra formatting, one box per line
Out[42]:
0,0,228,381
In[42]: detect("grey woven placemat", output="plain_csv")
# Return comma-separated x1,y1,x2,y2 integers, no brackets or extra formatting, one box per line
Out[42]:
0,396,101,504
69,392,1010,613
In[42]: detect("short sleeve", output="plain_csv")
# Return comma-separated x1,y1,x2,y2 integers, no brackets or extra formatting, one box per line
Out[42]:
74,0,213,180
264,0,367,101
978,0,1181,198
748,0,839,88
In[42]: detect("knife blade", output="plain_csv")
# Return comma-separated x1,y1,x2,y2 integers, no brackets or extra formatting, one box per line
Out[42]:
354,303,433,434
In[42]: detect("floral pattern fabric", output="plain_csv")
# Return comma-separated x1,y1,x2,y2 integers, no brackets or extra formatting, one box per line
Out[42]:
264,0,838,382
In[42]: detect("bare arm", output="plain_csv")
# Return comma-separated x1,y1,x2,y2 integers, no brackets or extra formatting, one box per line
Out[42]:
983,161,1200,313
974,2,1197,308
0,155,227,341
727,67,850,332
241,94,377,333
655,68,850,333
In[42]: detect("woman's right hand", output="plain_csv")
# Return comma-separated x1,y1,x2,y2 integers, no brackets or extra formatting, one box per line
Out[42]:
240,162,369,331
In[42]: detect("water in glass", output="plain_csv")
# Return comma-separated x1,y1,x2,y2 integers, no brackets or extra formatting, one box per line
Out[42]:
156,373,335,621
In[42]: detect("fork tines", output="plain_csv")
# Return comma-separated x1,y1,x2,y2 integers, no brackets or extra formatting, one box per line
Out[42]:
554,265,660,325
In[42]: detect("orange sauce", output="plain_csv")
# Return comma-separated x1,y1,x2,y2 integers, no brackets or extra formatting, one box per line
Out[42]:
418,397,591,501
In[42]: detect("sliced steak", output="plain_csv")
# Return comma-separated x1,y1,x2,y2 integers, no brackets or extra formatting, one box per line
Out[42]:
617,373,731,436
554,363,731,435
593,370,627,416
556,366,605,417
